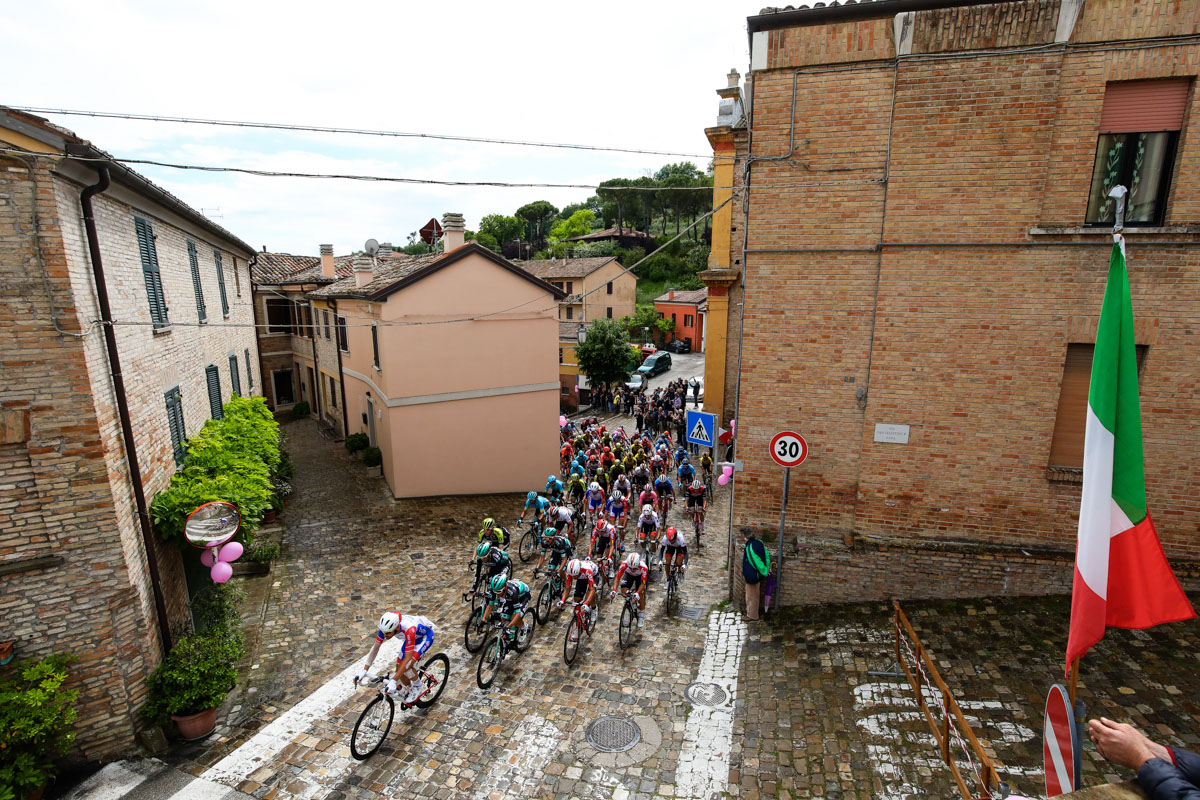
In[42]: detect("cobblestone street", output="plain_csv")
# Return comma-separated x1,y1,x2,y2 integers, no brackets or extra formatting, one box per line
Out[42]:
155,416,1200,800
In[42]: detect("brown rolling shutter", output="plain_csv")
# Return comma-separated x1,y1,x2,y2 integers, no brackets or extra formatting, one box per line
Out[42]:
1048,344,1094,468
1100,79,1190,134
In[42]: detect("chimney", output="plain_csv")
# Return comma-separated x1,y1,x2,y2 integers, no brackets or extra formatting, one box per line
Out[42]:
353,254,374,288
716,68,745,128
669,290,675,300
441,212,465,252
379,242,393,256
320,244,335,278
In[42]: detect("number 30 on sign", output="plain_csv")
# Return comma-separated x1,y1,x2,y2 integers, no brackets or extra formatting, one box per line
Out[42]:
769,431,808,468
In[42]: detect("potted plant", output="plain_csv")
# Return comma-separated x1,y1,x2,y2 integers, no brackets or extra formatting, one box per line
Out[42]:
362,446,382,476
233,542,278,577
0,654,79,800
344,433,368,454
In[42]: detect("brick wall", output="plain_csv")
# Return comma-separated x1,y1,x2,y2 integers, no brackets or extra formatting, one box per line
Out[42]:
729,0,1200,607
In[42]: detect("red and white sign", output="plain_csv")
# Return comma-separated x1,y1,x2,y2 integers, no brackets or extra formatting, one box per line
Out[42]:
769,431,808,468
1043,683,1080,796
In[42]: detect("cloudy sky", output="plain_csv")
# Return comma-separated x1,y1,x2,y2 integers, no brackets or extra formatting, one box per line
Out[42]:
3,1,756,255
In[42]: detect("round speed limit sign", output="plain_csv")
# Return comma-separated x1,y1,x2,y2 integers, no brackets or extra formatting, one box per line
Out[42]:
769,431,809,468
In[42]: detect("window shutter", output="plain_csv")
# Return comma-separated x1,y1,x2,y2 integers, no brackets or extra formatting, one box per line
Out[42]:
135,217,169,328
205,364,224,420
1049,345,1094,468
244,348,254,390
372,323,380,368
1100,79,1190,133
229,355,242,396
165,387,186,465
188,239,207,322
214,250,229,317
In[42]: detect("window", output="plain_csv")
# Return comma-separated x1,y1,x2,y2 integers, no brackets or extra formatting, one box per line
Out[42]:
566,281,573,294
671,313,677,325
214,250,229,317
372,323,380,369
233,256,241,297
565,307,573,320
606,281,613,295
329,375,338,409
229,355,242,396
606,307,613,319
561,385,570,395
187,239,207,323
336,315,348,352
164,386,185,465
657,311,664,320
685,314,694,327
559,348,563,363
323,310,331,339
244,348,254,391
1086,79,1187,226
265,299,293,334
135,217,169,329
205,364,224,420
1049,343,1147,472
299,304,314,338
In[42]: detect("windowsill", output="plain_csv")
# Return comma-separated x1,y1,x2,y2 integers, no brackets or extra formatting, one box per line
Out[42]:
1047,466,1082,484
1030,225,1200,236
153,325,173,335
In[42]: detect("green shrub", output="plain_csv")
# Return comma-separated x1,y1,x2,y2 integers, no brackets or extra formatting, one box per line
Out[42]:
344,433,369,453
275,446,295,480
140,631,242,725
0,654,79,800
245,543,280,563
190,582,246,635
290,401,311,420
362,447,382,467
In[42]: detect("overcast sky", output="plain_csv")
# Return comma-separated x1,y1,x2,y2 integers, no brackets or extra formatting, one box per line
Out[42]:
3,1,756,255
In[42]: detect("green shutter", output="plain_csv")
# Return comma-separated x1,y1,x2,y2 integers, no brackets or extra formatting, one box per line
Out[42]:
229,355,241,396
135,217,169,328
372,324,380,368
244,348,254,390
214,250,229,317
205,365,223,420
188,239,206,322
165,387,186,465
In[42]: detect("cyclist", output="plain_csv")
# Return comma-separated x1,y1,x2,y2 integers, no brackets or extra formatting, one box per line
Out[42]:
654,473,674,519
600,446,616,470
649,449,666,479
684,479,707,531
630,464,649,495
638,484,658,516
557,558,601,627
481,575,532,643
595,468,610,496
566,473,586,511
534,531,574,581
548,503,574,536
560,442,574,474
477,517,510,548
354,611,436,706
700,451,714,483
519,491,550,527
674,444,689,470
610,552,650,628
606,490,630,541
677,456,696,491
589,520,618,578
469,541,512,599
585,481,606,524
660,526,689,585
611,472,632,503
545,474,565,503
568,455,587,481
636,504,660,562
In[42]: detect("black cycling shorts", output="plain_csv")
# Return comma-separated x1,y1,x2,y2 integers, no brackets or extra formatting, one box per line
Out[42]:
620,573,644,592
662,545,687,558
593,535,613,554
687,497,704,509
572,577,592,600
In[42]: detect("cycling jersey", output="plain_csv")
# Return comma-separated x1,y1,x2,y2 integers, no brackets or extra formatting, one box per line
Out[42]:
639,490,658,509
677,464,696,484
568,479,586,499
549,506,574,531
612,478,632,498
606,498,628,519
376,614,435,661
474,547,512,587
569,560,600,600
586,487,606,509
674,448,688,466
542,536,574,568
525,495,550,514
591,526,615,553
478,525,510,546
654,477,674,497
545,478,565,499
661,530,689,560
492,581,532,613
638,511,659,532
685,486,706,508
614,561,649,588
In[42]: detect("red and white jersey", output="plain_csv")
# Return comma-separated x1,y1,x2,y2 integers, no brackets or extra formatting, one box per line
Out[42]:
614,561,649,584
574,560,600,586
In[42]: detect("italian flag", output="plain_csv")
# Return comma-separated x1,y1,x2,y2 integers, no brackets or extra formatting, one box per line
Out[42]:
1065,238,1195,674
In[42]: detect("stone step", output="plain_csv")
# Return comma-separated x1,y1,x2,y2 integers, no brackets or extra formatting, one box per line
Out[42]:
60,758,255,800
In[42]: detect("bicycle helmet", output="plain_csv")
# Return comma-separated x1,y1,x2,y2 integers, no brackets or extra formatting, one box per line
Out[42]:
548,475,556,483
590,482,600,492
490,574,508,593
377,611,401,634
481,517,495,531
625,552,642,569
611,490,622,501
692,479,703,490
544,526,558,538
566,559,582,577
664,526,678,540
527,491,537,501
641,504,652,515
476,542,492,558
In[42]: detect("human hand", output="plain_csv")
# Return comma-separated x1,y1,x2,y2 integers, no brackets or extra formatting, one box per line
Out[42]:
384,678,397,695
610,591,617,599
354,668,368,685
1087,718,1170,770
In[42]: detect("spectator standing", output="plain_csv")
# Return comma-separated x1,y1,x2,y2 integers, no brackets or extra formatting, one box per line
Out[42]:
741,527,770,621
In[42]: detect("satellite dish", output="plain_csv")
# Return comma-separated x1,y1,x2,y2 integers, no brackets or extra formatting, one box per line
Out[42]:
364,238,380,255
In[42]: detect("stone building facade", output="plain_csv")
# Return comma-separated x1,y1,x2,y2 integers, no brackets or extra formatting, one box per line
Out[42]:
0,108,258,759
706,0,1200,608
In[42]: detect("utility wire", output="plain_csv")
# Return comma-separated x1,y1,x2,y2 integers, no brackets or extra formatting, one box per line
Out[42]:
10,105,727,161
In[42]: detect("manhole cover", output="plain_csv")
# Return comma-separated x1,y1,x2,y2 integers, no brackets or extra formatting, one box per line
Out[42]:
586,716,642,752
679,605,706,621
684,682,728,706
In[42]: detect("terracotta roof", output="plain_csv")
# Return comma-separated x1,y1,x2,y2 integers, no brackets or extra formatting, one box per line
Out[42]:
559,322,586,341
750,0,1008,30
653,288,708,305
511,257,617,281
252,252,358,284
309,243,566,302
563,227,656,243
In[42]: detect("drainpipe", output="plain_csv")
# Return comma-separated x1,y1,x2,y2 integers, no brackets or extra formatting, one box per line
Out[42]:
80,167,173,654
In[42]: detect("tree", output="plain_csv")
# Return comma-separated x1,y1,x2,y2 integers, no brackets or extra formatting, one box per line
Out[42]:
515,201,559,248
478,214,525,248
574,319,633,389
473,231,500,253
549,209,596,243
621,305,673,345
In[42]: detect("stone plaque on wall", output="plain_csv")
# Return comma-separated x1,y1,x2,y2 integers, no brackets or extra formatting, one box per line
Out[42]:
873,423,910,444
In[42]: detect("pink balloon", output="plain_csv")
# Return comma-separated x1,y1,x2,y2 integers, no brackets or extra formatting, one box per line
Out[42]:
559,415,567,427
730,419,736,432
210,561,233,583
218,541,244,563
722,465,734,477
200,548,215,567
717,474,730,486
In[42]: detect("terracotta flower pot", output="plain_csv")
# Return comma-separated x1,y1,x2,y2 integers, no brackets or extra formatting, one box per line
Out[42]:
263,509,276,523
170,707,218,740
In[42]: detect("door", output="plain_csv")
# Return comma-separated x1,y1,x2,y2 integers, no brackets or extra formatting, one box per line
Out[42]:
307,367,317,413
366,396,377,447
273,369,295,405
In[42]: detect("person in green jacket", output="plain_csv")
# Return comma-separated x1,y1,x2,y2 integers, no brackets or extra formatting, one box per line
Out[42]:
741,527,770,621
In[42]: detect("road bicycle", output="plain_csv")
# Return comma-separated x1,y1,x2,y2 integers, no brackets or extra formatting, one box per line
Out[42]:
476,612,535,689
463,560,509,613
688,507,705,552
562,600,597,666
517,521,547,563
616,587,644,649
463,590,497,653
349,652,450,760
635,526,659,572
663,562,683,609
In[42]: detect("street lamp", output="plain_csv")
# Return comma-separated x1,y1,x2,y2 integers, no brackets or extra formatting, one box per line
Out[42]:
577,326,587,345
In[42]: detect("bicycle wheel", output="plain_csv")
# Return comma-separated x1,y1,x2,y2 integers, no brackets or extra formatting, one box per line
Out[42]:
535,582,555,624
563,616,582,665
415,652,450,708
518,530,536,563
514,614,536,653
477,634,504,689
464,607,488,653
350,693,394,760
665,574,677,606
618,601,634,649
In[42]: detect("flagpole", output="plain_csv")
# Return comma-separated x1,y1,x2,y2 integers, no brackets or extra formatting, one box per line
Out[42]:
1068,657,1080,707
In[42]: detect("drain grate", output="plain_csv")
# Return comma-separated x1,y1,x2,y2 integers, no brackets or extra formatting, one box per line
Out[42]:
585,716,642,753
684,682,729,706
678,605,706,621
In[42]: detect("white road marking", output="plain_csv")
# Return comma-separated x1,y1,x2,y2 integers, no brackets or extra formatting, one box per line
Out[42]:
60,760,158,800
470,716,563,800
675,610,746,800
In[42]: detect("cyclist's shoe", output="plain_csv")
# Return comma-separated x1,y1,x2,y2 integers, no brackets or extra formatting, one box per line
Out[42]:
404,682,424,705
588,605,598,626
637,616,644,629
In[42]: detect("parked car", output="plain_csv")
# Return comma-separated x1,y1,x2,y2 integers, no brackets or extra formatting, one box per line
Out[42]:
640,343,658,358
638,351,672,377
625,373,646,393
667,339,692,354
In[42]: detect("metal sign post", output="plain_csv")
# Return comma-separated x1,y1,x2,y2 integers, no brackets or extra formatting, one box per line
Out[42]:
768,431,808,605
778,467,790,589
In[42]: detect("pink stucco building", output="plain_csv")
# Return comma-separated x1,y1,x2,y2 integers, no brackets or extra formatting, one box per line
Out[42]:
308,215,564,498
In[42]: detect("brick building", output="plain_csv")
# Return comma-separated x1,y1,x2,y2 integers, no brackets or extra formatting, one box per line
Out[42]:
704,0,1200,608
653,287,707,352
0,109,258,757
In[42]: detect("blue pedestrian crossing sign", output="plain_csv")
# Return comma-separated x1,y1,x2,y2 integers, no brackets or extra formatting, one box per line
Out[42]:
686,409,716,447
